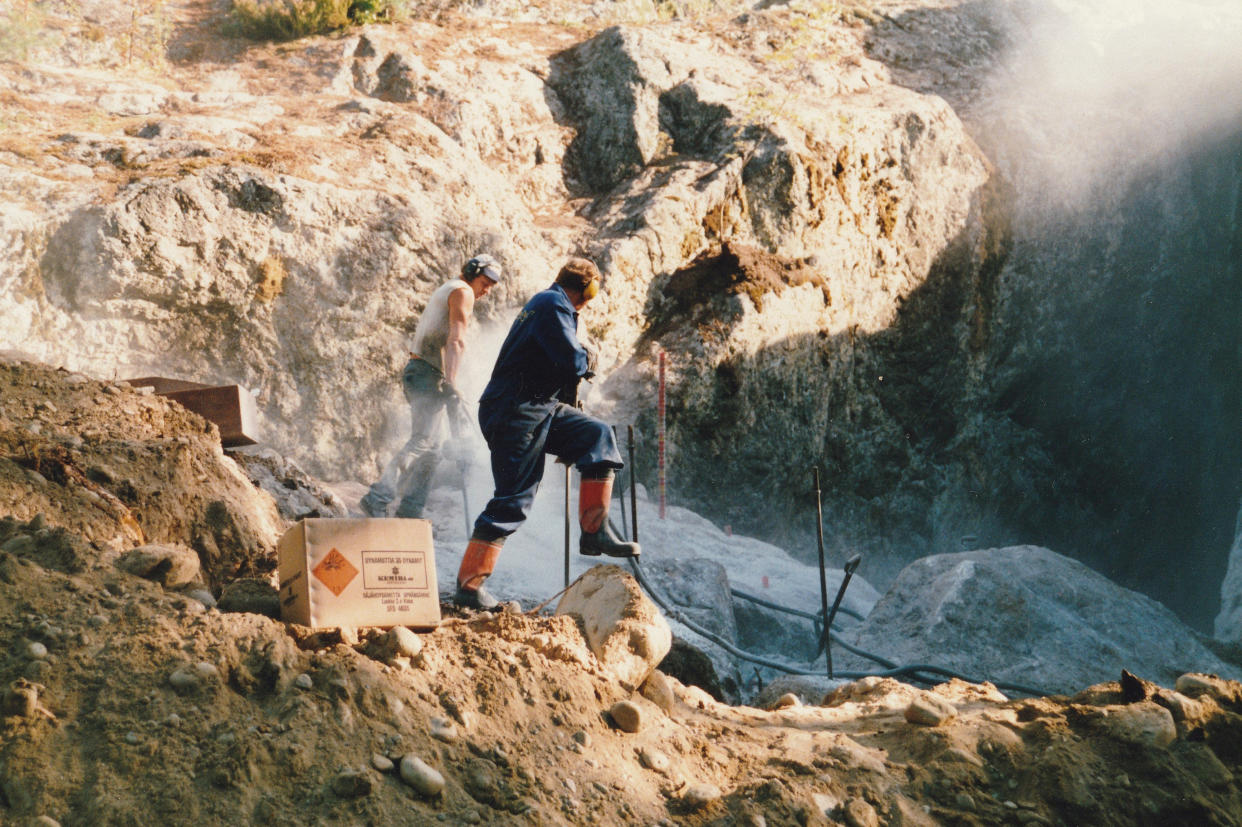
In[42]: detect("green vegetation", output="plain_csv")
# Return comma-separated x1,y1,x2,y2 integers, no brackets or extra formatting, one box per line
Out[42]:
227,0,411,41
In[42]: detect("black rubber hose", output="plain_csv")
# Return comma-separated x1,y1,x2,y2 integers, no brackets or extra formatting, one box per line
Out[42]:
623,545,1049,698
731,586,865,623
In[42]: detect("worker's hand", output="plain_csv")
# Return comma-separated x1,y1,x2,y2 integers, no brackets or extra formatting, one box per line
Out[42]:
438,377,462,400
582,339,599,375
446,396,472,433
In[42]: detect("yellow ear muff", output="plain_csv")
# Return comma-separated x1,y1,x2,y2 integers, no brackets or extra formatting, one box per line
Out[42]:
583,279,600,300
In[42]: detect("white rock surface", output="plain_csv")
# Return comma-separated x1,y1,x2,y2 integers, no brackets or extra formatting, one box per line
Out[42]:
556,565,671,690
845,546,1242,695
115,543,201,589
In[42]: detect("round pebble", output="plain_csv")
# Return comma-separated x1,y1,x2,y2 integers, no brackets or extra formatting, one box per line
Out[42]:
168,666,198,692
609,700,642,733
639,746,670,773
187,589,216,609
387,626,423,658
371,753,394,773
771,692,800,710
294,673,314,690
572,729,591,747
683,783,722,809
27,641,48,660
430,716,458,742
399,755,445,797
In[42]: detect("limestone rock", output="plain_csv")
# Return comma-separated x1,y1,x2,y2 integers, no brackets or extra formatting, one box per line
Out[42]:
331,768,373,798
843,797,880,827
905,694,956,727
640,557,738,647
556,565,671,690
226,448,349,521
657,637,727,703
115,543,201,589
1094,702,1177,748
844,547,1242,694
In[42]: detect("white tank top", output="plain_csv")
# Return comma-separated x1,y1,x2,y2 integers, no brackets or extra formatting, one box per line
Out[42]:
411,277,471,371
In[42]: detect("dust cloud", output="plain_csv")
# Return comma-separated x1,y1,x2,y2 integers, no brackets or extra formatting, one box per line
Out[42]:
980,0,1242,216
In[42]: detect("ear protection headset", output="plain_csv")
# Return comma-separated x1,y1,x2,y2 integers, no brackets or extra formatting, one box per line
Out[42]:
582,278,600,301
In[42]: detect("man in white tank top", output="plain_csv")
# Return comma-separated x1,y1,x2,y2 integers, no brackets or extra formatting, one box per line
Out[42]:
360,254,501,518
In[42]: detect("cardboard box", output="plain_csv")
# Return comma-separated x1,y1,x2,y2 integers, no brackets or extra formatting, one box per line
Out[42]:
277,518,440,630
126,376,259,447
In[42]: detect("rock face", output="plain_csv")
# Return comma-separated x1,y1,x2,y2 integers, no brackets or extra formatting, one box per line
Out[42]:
3,2,1241,636
0,7,997,589
556,564,672,690
640,557,738,645
845,546,1242,696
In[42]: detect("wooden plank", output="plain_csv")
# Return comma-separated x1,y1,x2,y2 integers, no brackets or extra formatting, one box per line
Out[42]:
125,377,259,447
126,376,212,394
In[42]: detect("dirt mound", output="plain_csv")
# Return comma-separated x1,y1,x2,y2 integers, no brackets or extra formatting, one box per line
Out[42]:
4,356,1242,826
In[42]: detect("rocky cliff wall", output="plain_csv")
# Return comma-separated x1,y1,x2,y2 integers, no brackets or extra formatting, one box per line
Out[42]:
4,1,1241,631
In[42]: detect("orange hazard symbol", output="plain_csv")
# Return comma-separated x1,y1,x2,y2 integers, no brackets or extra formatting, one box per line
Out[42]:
312,548,358,597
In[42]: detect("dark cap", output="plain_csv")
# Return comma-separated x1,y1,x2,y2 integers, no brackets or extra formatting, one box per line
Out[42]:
463,254,502,283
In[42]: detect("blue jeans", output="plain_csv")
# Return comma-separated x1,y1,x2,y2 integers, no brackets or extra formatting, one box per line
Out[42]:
472,398,623,539
362,358,460,518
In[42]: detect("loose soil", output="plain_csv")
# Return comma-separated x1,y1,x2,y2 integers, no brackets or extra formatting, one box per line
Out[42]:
3,358,1242,827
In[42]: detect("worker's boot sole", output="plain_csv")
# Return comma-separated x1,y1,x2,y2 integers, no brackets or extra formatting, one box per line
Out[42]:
579,534,641,558
452,584,500,611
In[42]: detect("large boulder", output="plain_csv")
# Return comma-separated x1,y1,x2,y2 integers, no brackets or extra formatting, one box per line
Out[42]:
556,564,672,690
639,557,738,645
843,546,1242,695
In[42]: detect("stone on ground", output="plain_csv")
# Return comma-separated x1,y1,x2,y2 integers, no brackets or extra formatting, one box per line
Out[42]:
556,565,671,690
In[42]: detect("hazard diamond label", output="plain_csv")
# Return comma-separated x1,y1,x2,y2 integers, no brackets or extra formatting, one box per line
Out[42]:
312,548,358,597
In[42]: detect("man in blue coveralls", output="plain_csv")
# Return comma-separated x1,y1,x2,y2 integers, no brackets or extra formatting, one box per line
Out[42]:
454,257,639,610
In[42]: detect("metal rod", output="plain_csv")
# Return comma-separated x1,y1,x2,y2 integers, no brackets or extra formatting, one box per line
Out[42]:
613,425,628,541
813,467,831,678
564,462,571,589
658,351,666,519
826,555,862,635
627,424,638,544
816,554,863,677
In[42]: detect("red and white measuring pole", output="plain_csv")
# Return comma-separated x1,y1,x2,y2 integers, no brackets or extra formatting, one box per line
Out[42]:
658,350,666,520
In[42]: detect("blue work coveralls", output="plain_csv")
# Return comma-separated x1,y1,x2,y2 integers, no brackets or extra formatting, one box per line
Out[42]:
473,283,623,540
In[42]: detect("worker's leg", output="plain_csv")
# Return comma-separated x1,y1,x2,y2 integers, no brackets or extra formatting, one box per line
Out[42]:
544,406,638,558
361,360,446,517
455,401,554,608
470,401,556,540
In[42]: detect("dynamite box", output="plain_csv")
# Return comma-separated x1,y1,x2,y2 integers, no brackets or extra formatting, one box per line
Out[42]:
277,518,440,630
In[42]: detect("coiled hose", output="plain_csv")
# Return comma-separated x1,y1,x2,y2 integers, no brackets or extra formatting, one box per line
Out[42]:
623,549,1049,698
